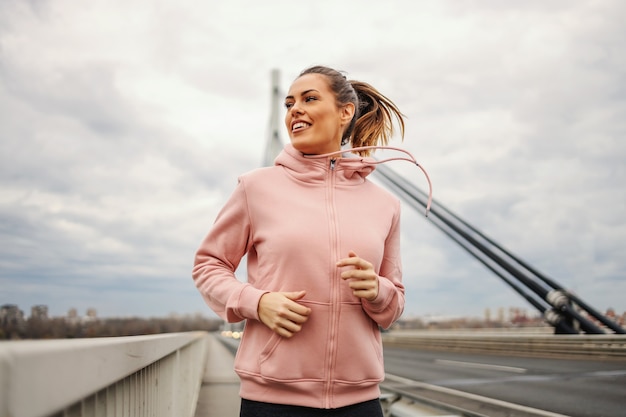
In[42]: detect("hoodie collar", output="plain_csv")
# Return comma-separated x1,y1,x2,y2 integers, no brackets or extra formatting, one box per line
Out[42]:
275,143,433,216
274,144,375,185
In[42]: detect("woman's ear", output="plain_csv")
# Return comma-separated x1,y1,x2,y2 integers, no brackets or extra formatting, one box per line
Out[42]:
340,102,355,126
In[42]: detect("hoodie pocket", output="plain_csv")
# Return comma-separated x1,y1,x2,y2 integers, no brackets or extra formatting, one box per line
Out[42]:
258,302,329,382
334,303,384,383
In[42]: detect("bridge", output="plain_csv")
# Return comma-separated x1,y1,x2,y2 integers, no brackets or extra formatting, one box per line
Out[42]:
1,330,625,417
2,70,626,417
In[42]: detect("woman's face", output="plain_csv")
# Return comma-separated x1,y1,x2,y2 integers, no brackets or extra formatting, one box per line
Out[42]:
284,74,354,155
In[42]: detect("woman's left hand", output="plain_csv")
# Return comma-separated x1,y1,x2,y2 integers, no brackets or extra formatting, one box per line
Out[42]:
336,251,379,301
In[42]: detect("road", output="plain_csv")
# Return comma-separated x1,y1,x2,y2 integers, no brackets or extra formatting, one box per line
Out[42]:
383,347,626,417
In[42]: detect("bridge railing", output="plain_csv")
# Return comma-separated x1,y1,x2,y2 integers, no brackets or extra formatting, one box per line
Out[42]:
382,330,626,360
0,331,210,417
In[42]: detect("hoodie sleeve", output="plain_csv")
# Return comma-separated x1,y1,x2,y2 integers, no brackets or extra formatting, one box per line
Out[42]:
361,201,405,329
192,179,267,323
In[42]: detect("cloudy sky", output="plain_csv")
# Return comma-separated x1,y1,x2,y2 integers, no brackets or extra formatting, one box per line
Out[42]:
1,0,624,322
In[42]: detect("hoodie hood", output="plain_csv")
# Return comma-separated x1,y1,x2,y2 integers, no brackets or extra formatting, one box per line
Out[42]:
274,143,376,184
275,143,433,216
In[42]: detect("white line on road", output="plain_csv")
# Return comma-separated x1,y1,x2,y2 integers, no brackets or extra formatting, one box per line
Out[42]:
434,359,527,373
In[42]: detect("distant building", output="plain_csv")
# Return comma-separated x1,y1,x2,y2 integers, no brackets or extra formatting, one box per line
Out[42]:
31,305,49,320
85,308,98,321
1,304,24,326
1,304,26,337
66,308,79,324
497,307,505,323
484,308,491,322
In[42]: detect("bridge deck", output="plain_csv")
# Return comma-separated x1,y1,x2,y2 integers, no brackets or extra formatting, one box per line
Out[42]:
194,334,241,417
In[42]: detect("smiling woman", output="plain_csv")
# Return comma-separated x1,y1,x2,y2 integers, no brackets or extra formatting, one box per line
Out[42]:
192,65,413,417
285,66,404,157
284,74,351,155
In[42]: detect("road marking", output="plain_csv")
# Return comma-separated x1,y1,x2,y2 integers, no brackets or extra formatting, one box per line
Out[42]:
384,373,571,417
434,359,527,373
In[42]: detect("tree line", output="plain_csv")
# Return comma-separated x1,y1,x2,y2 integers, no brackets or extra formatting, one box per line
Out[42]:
0,315,223,340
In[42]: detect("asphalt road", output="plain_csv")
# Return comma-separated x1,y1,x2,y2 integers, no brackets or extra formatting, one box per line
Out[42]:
383,347,626,417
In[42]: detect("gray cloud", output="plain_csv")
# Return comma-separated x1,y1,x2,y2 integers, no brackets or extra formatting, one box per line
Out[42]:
1,0,624,320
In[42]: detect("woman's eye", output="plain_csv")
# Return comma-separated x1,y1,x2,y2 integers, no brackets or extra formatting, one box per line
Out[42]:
305,96,317,102
284,102,293,109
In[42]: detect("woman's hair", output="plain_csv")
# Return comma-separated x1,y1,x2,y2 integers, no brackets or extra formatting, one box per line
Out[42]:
298,65,405,156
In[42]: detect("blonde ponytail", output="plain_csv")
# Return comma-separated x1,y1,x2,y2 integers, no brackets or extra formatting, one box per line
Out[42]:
347,80,405,156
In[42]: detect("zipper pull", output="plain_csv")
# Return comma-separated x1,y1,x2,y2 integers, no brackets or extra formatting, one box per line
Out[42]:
330,158,336,170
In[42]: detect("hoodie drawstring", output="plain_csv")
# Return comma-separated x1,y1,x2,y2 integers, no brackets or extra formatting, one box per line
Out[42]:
304,146,433,217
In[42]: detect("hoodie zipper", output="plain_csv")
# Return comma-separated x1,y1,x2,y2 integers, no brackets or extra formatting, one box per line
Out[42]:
324,157,339,407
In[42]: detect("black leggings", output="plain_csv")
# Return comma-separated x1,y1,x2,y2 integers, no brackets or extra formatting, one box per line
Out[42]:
240,398,383,417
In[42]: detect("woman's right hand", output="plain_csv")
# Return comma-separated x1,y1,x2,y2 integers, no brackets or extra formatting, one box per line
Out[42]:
258,290,311,338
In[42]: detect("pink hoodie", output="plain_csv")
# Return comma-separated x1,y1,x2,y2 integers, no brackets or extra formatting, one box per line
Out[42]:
192,144,407,409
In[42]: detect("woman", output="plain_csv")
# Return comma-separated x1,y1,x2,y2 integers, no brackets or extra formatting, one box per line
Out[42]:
193,65,420,417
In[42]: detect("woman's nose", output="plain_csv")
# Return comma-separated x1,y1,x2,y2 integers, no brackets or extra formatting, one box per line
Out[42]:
290,101,304,115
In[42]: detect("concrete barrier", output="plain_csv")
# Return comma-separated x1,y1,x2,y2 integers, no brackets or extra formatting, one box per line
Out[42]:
0,331,210,417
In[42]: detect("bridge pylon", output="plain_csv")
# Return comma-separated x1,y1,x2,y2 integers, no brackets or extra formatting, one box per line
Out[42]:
264,69,284,166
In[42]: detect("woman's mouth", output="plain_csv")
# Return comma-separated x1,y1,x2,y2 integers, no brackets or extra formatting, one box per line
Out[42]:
292,121,311,133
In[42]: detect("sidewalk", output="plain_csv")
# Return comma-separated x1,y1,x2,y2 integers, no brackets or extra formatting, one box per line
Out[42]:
194,334,241,417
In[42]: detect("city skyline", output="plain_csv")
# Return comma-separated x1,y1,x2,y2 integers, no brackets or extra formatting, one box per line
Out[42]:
4,302,624,327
